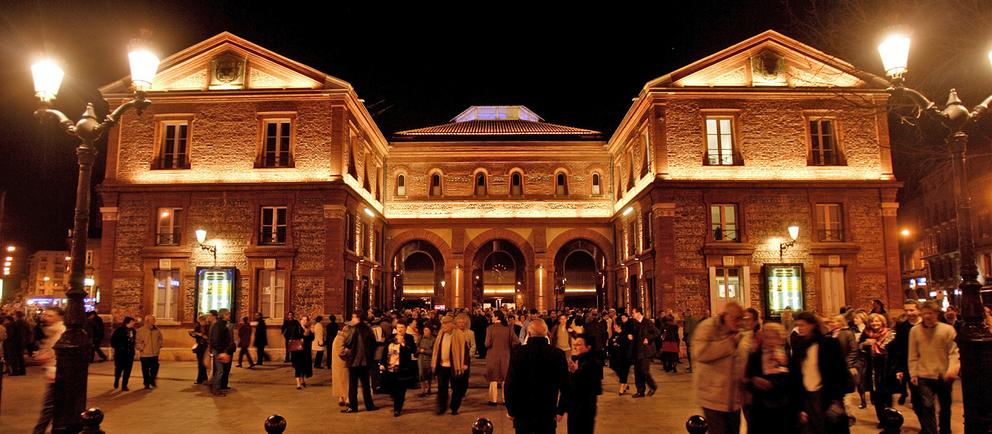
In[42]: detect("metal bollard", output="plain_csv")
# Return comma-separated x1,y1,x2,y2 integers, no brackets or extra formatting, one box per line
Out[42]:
264,414,287,434
686,415,708,434
80,408,105,434
880,408,904,434
472,417,495,434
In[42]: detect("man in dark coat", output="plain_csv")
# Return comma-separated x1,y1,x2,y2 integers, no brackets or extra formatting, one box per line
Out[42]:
85,311,108,362
208,310,234,396
281,311,298,363
253,312,268,365
630,307,659,397
324,314,339,369
890,300,921,405
567,333,603,434
5,313,26,375
342,311,377,413
505,318,569,434
585,311,608,364
789,311,851,434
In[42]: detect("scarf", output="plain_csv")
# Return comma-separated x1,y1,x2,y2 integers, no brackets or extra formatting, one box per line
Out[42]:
864,327,890,356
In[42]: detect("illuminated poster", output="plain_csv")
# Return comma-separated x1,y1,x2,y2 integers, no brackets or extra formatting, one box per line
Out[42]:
196,267,237,317
763,264,804,318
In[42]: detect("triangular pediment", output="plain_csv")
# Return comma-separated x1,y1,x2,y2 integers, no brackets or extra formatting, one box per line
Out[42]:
646,30,887,90
100,32,351,94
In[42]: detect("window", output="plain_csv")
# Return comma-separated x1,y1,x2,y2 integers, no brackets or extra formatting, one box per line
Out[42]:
346,213,356,252
816,203,843,241
643,211,653,249
259,206,287,245
710,204,738,241
709,266,750,315
641,130,651,178
510,172,523,196
396,174,406,196
85,250,94,267
809,119,842,165
156,121,189,169
626,154,635,191
154,269,180,320
260,120,292,167
475,172,487,196
156,208,183,246
430,173,442,197
258,269,285,320
362,222,371,259
591,173,601,196
555,172,569,195
705,116,736,166
347,132,358,179
626,219,637,258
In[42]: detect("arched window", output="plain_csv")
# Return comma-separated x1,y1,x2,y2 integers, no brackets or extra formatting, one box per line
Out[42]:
396,174,406,196
430,173,442,197
555,172,569,195
615,165,623,200
591,173,601,196
510,172,523,196
475,172,487,196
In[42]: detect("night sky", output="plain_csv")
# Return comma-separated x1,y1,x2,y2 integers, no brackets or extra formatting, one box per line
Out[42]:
1,0,991,257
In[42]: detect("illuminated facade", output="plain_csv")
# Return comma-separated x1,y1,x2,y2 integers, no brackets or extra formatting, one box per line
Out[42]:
98,31,902,348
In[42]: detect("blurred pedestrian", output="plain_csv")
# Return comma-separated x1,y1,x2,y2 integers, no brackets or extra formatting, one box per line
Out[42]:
342,311,377,413
331,325,350,407
189,315,209,384
859,313,895,427
630,307,658,398
607,321,632,395
313,315,326,369
566,333,602,434
485,310,519,405
908,301,960,434
418,325,436,397
789,312,850,434
208,310,234,396
744,323,794,434
237,316,255,368
692,302,748,434
86,311,108,362
253,312,268,365
288,315,313,389
380,322,417,416
505,319,569,434
281,311,298,363
32,307,65,434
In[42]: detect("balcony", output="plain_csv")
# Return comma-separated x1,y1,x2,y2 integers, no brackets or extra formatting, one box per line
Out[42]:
156,231,182,246
817,229,844,242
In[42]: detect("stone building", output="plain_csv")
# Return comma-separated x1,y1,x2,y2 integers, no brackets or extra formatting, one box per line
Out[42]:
97,30,902,350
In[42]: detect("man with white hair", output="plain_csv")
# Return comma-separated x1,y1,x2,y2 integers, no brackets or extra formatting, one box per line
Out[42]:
691,302,748,434
136,314,163,389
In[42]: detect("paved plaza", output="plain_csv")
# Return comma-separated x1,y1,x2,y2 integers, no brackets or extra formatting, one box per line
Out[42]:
1,358,964,433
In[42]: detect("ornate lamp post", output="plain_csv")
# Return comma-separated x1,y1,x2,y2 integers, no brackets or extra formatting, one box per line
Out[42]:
195,228,218,265
877,33,992,434
31,44,159,432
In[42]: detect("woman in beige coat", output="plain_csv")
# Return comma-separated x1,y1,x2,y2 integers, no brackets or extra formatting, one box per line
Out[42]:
484,311,519,405
330,325,350,407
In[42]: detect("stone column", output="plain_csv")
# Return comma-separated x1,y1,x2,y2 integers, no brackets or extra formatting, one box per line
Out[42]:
323,205,347,315
881,201,902,309
653,203,677,310
98,206,118,316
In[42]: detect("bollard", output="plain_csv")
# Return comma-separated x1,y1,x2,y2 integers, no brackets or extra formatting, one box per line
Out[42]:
686,415,708,434
80,408,105,434
880,408,903,434
472,417,495,434
265,414,287,434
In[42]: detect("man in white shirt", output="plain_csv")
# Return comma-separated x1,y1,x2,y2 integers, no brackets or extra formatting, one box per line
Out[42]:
908,301,959,434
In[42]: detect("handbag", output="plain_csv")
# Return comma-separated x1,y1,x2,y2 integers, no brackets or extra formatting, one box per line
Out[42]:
339,347,353,362
288,338,303,352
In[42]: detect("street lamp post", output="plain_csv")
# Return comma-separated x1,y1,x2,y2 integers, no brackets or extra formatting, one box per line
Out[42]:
31,45,159,433
778,225,800,262
877,33,992,434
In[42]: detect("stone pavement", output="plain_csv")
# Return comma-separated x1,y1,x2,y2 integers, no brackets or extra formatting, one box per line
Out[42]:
1,357,964,433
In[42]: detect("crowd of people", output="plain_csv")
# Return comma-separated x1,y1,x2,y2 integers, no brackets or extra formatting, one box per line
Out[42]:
1,299,990,433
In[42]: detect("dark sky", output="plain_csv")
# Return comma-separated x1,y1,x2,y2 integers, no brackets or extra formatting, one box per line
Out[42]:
1,0,990,255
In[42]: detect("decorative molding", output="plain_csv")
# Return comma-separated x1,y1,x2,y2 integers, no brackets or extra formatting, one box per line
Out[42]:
100,207,119,221
652,203,676,217
384,200,613,219
881,202,899,217
323,204,347,219
446,175,470,183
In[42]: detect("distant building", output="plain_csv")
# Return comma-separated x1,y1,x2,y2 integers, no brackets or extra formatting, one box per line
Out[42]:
97,31,902,350
27,250,69,296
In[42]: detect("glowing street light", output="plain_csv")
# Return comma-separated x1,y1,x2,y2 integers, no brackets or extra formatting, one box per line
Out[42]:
779,225,800,261
30,37,160,432
874,29,992,431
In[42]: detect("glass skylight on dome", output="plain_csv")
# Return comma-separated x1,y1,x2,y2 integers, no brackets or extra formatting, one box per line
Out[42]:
452,105,543,122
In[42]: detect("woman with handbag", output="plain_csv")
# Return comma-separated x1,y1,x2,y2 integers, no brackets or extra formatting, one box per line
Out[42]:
380,322,417,416
859,313,896,428
288,315,314,389
189,315,209,384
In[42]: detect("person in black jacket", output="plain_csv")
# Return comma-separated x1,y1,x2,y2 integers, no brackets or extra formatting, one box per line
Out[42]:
607,321,633,395
744,323,795,434
208,310,234,396
253,312,268,366
567,333,603,434
86,311,108,362
630,307,659,397
325,314,339,369
7,312,30,375
379,322,417,416
890,300,921,406
505,319,569,434
189,315,209,384
281,311,299,363
789,312,850,434
111,317,137,391
342,311,377,413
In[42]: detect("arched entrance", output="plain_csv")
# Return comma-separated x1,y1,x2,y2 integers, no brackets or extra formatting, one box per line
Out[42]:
554,239,607,309
471,240,526,309
391,240,445,309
